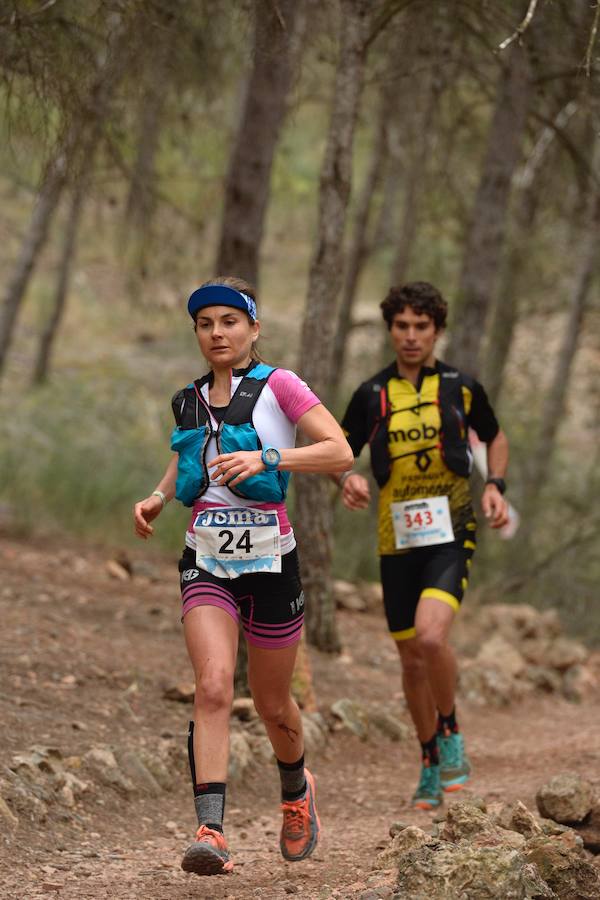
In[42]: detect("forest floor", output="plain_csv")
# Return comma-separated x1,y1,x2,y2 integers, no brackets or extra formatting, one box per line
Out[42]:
1,534,599,900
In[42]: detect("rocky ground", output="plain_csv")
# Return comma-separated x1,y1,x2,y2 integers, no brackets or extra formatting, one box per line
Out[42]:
1,535,600,899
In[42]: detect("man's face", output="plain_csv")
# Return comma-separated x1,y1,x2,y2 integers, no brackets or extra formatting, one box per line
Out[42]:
389,307,439,367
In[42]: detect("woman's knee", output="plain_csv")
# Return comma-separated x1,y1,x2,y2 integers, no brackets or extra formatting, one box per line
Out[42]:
194,668,234,713
252,692,293,725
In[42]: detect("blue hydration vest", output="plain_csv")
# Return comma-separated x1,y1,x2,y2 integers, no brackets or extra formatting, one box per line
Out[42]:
170,362,291,507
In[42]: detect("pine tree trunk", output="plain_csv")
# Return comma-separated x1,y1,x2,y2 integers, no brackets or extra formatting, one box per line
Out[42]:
295,0,371,654
0,153,68,380
0,19,138,382
215,0,303,287
31,176,88,386
522,187,600,518
446,43,531,377
483,102,578,407
331,88,391,381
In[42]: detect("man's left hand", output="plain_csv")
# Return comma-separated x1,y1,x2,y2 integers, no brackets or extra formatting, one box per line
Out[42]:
481,484,509,528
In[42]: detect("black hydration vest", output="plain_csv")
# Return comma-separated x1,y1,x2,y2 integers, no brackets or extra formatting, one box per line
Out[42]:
366,361,473,487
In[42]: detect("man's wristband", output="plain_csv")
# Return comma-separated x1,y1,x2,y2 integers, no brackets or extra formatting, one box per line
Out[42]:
152,490,167,507
338,471,352,489
485,477,506,495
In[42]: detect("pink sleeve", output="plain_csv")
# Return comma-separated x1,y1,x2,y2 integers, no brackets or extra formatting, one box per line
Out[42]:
268,369,321,424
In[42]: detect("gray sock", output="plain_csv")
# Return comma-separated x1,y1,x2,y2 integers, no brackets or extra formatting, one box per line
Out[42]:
194,782,226,831
278,755,306,801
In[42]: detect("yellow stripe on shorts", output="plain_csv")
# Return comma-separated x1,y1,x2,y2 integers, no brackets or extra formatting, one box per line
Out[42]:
391,626,416,641
420,588,460,611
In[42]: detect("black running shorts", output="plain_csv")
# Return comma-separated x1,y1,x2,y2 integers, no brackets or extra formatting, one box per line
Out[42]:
379,529,476,640
179,546,304,649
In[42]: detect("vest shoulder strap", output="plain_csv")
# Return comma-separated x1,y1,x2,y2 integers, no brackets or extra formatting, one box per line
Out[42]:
223,365,277,425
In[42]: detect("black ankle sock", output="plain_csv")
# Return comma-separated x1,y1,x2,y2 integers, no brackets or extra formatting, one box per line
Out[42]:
437,707,458,735
420,734,439,765
194,781,226,831
277,755,306,801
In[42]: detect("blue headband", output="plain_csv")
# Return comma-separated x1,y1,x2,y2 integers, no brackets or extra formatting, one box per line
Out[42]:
187,284,257,321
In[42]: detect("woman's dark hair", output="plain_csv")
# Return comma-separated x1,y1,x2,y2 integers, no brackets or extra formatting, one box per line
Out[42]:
195,275,263,361
380,282,448,331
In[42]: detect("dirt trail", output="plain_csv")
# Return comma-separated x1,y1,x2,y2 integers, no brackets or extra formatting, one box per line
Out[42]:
1,536,599,899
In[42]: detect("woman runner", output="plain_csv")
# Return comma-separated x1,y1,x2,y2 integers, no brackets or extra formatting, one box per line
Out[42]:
133,276,352,876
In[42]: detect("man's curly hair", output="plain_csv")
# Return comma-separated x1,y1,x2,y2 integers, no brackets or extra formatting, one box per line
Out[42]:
380,282,448,331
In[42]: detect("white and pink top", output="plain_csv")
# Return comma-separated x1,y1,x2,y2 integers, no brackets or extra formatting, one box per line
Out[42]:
185,368,320,555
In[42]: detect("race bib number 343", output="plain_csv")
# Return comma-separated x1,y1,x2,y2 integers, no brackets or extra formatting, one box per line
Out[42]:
391,495,455,549
193,507,281,579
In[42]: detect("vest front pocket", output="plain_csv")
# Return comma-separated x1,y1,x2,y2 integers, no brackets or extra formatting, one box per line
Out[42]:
170,426,210,506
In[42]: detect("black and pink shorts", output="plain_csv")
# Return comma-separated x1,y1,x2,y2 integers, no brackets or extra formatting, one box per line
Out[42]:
178,547,305,649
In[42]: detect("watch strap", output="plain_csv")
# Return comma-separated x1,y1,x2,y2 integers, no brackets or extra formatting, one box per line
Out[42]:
485,477,506,495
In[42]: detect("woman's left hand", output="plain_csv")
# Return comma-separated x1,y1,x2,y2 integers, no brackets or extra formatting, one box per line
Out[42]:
209,451,265,487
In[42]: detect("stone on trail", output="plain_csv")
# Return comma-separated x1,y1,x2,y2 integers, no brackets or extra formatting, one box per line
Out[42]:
545,637,588,672
458,659,518,707
490,800,544,839
228,731,253,782
562,664,598,703
477,634,527,678
139,749,172,792
523,665,563,694
375,825,434,868
333,579,368,612
114,748,162,797
0,793,18,829
525,835,600,899
536,773,594,824
105,559,130,581
330,698,369,740
1,766,49,822
389,821,409,838
231,697,258,721
162,682,195,703
441,802,524,849
83,747,135,795
395,844,555,900
486,604,560,642
368,709,410,743
571,803,600,855
301,711,329,754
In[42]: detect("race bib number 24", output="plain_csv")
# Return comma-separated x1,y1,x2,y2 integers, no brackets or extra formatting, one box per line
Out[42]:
193,506,281,579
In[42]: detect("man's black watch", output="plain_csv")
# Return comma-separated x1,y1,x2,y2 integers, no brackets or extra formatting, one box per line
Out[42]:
485,477,506,495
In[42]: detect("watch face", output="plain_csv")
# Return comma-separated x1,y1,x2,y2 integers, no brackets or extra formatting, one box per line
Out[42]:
264,448,279,465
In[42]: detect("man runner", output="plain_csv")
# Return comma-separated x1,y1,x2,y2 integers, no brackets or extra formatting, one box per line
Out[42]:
336,282,508,809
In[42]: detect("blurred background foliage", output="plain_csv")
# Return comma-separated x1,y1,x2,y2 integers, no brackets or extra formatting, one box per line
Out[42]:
0,0,599,642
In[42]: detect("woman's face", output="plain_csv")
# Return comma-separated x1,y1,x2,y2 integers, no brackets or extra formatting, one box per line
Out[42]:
194,305,259,369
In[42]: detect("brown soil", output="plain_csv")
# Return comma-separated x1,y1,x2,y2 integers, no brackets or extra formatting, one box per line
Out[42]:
1,535,599,900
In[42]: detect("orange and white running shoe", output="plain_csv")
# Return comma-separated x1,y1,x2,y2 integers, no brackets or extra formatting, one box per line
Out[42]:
280,768,321,862
181,824,234,876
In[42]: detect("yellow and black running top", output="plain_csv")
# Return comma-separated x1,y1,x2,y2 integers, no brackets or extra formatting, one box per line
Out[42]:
341,360,499,555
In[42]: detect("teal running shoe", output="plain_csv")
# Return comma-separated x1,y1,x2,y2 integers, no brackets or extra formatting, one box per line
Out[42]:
412,760,443,810
438,730,471,792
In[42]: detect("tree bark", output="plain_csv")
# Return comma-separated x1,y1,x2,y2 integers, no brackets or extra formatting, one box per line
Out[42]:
446,41,532,377
30,175,88,386
483,102,578,407
0,152,68,380
522,182,600,518
294,0,371,654
0,19,138,382
215,0,303,287
331,86,392,381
